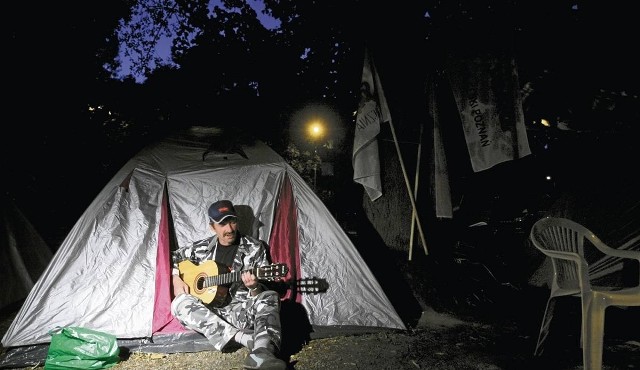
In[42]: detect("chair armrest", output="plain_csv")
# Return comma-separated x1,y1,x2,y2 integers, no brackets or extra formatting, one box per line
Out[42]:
537,248,592,289
587,233,640,284
587,232,639,257
604,248,640,263
540,249,584,264
587,233,640,262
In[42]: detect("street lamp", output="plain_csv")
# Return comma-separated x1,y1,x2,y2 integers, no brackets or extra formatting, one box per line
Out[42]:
307,120,325,141
307,120,325,190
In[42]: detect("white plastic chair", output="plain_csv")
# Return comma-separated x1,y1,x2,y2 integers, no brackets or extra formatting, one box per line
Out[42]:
529,216,640,370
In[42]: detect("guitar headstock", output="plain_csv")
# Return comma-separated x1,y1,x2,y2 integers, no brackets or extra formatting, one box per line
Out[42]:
294,277,328,294
257,263,289,281
264,277,328,296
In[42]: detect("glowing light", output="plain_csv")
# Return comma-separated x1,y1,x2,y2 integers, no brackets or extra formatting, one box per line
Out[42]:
541,119,551,127
307,120,325,141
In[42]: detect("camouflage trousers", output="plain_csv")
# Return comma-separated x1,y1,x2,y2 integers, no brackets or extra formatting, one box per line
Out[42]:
171,290,282,352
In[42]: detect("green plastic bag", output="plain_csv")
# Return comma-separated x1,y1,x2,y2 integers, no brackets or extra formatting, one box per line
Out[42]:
44,327,120,370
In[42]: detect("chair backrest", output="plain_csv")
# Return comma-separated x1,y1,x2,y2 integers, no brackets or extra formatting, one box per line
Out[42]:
530,217,594,292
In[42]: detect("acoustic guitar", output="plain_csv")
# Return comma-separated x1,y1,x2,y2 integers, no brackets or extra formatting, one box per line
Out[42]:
178,260,288,307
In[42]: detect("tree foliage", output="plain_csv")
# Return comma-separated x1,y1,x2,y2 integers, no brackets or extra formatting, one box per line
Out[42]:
5,0,638,247
4,1,134,245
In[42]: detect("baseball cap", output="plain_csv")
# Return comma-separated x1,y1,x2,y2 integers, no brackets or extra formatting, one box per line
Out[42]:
208,200,238,223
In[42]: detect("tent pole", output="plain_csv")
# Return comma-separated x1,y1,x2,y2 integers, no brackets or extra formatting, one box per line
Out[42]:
408,123,424,261
388,121,429,255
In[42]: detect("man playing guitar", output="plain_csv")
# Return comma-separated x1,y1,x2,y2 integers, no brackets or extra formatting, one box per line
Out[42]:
171,200,287,370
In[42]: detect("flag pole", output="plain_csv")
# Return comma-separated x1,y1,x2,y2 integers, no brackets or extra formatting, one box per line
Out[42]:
360,45,428,255
388,120,429,255
408,122,424,260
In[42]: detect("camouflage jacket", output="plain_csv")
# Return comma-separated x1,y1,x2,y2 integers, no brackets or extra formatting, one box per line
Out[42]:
171,233,270,306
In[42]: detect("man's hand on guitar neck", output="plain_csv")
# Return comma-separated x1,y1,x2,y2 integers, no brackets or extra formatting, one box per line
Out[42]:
172,274,190,297
241,270,261,296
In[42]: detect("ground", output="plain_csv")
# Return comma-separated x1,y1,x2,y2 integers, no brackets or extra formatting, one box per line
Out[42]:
2,283,639,370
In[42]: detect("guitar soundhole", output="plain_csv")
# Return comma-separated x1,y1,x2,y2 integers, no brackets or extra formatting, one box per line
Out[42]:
196,277,205,290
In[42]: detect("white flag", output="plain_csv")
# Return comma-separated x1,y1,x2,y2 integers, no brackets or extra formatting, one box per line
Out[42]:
353,48,390,201
447,53,531,172
428,77,453,219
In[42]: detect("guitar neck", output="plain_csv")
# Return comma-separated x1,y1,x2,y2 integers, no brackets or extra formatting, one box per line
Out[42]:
203,267,257,288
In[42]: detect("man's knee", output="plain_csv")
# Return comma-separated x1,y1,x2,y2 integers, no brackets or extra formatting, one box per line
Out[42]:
261,290,281,304
171,293,196,317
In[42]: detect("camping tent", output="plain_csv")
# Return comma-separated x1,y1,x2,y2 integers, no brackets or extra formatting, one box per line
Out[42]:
1,126,405,366
1,195,53,310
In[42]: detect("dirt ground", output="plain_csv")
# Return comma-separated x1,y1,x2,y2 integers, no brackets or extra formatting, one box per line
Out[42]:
2,288,639,370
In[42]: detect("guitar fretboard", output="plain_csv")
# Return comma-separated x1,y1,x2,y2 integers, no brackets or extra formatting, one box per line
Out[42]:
203,267,258,288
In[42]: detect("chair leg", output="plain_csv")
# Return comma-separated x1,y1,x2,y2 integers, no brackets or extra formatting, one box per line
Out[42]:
582,296,606,370
534,296,557,356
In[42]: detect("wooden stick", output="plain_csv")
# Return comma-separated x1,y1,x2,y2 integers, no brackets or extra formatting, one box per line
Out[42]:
408,123,424,260
388,120,428,255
